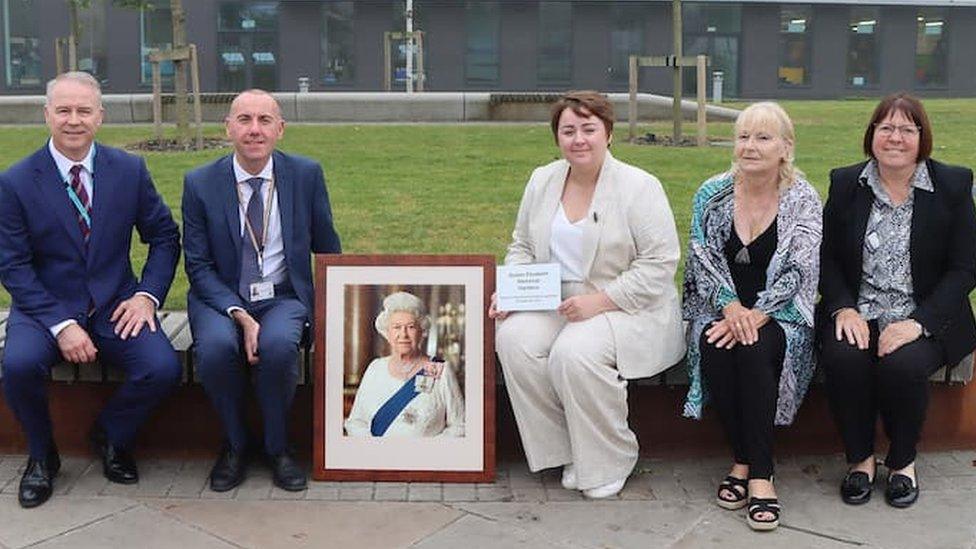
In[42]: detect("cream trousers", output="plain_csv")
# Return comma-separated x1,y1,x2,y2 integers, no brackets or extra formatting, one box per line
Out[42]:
495,284,637,490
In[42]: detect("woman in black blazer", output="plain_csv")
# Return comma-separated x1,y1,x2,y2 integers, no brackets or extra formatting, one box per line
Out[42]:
820,93,976,508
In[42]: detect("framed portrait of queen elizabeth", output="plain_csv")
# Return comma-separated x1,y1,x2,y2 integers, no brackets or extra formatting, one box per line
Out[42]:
313,254,496,482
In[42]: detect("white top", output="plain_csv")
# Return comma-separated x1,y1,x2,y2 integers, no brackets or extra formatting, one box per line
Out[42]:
548,203,586,282
233,155,285,284
344,356,465,438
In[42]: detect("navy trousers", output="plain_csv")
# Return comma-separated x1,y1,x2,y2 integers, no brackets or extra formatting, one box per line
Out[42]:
189,292,306,456
1,312,181,459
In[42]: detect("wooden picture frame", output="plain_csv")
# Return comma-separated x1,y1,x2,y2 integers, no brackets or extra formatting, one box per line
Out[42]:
313,254,496,482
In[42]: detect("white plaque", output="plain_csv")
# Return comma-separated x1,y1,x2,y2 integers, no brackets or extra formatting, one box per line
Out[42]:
496,263,561,312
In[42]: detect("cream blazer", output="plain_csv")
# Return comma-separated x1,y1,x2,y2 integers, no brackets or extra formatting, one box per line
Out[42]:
505,152,686,379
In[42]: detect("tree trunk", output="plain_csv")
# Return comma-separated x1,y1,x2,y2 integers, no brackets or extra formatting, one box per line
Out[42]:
67,2,79,71
171,0,189,147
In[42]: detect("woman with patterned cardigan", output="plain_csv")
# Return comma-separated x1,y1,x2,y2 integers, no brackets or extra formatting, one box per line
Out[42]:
681,102,822,531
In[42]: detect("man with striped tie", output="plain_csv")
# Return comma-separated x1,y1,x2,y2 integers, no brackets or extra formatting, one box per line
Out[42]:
182,89,341,493
0,71,182,508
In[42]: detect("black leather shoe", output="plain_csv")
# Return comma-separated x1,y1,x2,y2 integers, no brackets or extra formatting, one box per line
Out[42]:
885,473,919,508
840,471,874,505
270,452,307,492
209,444,247,492
90,425,138,484
18,446,61,509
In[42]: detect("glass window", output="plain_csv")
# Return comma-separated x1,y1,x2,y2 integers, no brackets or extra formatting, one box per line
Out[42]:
140,6,174,86
321,2,354,85
610,2,644,83
779,5,812,87
465,1,499,86
391,1,426,88
219,2,278,32
684,3,741,35
846,7,879,88
537,2,572,87
78,0,108,84
682,3,741,98
3,0,42,88
916,9,948,88
217,2,279,92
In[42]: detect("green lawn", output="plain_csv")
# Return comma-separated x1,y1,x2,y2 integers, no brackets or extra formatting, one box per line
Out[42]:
2,98,976,309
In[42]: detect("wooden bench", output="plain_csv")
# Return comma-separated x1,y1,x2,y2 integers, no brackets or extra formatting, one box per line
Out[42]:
0,310,314,385
0,309,972,459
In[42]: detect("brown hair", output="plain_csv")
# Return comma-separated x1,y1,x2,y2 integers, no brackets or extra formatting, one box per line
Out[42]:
862,92,932,161
550,90,614,143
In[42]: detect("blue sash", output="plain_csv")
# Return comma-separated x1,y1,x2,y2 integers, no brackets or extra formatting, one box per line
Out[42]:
370,373,422,436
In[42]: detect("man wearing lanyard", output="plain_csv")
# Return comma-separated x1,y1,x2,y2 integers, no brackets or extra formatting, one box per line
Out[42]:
0,72,181,508
182,89,341,492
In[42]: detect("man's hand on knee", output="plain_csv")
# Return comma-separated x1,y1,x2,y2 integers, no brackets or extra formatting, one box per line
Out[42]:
231,310,261,365
56,324,98,363
110,294,158,340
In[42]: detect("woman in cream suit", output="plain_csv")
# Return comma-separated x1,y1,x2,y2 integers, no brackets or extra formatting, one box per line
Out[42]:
491,91,685,499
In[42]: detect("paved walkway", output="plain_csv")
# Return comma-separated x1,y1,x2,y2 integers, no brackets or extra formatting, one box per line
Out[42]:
1,451,975,548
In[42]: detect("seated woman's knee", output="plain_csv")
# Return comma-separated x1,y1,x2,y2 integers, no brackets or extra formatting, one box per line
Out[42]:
496,314,550,359
878,345,934,385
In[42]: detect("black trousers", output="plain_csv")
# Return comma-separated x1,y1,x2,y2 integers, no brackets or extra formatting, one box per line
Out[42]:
821,318,944,470
700,321,786,480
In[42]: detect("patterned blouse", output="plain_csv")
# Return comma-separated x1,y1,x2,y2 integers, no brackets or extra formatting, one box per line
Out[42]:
681,171,823,425
856,160,933,330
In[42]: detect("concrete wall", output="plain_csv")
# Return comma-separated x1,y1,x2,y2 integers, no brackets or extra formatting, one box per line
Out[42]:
0,92,739,125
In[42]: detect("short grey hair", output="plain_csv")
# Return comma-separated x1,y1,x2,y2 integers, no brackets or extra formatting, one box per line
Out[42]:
46,71,102,107
374,292,431,342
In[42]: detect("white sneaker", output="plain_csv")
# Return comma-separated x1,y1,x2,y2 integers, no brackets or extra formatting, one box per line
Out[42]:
561,464,578,490
583,478,626,499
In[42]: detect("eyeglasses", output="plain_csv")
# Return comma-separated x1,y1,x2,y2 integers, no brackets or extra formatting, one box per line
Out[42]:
874,123,921,138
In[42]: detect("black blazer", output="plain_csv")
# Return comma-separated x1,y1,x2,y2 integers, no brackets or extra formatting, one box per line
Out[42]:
818,159,976,366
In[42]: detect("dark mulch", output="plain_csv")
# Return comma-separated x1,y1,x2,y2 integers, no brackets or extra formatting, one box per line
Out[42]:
125,137,229,152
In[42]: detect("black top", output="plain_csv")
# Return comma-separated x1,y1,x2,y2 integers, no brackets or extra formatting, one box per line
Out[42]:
724,218,778,309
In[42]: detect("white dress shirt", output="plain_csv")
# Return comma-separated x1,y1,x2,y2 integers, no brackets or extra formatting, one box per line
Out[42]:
47,140,158,337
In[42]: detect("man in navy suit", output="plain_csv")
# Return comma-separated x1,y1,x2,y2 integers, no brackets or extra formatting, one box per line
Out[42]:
182,89,341,492
0,72,182,508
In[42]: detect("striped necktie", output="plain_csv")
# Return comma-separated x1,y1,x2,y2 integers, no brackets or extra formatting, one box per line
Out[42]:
68,164,91,241
238,177,265,300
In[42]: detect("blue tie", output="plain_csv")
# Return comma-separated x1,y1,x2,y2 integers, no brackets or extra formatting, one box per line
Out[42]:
238,177,265,301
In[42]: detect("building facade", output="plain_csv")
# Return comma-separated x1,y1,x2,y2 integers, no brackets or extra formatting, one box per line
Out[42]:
3,0,975,99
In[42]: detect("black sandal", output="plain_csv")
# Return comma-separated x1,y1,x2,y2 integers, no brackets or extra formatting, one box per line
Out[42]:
747,497,780,531
716,475,748,510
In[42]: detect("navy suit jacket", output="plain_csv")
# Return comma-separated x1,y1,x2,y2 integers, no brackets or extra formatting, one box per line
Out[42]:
182,150,341,324
0,143,181,331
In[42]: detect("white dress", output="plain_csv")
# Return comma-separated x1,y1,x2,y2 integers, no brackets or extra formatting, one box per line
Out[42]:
344,356,465,437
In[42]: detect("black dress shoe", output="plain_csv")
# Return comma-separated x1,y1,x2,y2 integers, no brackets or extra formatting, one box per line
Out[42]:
18,446,61,509
840,471,874,505
270,452,307,492
885,473,919,508
90,425,138,484
210,444,247,492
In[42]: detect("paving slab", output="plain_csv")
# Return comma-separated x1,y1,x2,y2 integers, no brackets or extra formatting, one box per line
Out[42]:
0,495,134,548
31,503,235,549
143,500,461,549
455,500,714,548
412,512,571,549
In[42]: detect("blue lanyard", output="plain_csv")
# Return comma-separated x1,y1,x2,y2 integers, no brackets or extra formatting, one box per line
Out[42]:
63,145,95,228
65,182,91,228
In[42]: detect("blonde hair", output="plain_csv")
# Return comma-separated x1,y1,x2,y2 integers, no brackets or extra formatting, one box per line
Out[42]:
731,101,803,190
